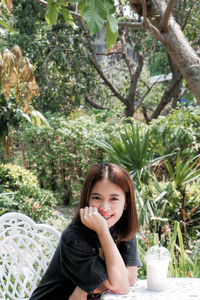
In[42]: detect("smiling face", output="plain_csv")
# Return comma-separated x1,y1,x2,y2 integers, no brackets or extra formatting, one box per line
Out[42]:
89,178,126,229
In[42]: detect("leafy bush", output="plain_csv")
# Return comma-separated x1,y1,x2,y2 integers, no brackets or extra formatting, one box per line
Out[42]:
97,122,152,184
0,163,38,191
136,175,200,239
149,106,200,157
15,111,124,205
0,164,56,222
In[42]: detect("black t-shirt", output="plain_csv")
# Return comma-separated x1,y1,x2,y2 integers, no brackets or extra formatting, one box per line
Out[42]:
29,221,142,300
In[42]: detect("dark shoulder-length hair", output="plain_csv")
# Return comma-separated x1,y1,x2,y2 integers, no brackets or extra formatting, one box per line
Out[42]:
73,162,138,241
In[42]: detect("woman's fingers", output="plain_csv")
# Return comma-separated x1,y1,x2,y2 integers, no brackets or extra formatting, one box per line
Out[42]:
80,206,101,229
88,206,93,216
93,206,98,214
80,206,99,218
80,206,108,233
83,206,89,218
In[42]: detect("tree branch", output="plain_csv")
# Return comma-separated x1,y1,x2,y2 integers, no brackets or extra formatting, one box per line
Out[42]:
118,20,165,45
121,31,135,76
137,0,165,43
86,96,110,111
141,0,148,27
181,0,196,31
79,18,128,105
89,58,128,105
142,104,150,123
149,73,182,120
160,0,177,32
135,80,157,111
118,21,145,29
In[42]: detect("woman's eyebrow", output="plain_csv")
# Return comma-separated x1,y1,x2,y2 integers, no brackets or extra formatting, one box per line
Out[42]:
91,192,120,196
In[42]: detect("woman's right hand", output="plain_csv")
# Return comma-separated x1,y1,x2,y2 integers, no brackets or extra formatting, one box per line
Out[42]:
80,206,108,234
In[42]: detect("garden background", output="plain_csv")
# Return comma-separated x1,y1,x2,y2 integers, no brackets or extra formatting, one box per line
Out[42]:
0,0,200,279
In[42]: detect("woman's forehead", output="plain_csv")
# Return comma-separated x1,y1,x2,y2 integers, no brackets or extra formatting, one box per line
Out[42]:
90,178,125,195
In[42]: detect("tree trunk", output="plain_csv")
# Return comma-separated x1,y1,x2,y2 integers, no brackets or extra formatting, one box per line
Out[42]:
150,57,183,120
130,0,200,103
61,167,72,206
125,100,135,117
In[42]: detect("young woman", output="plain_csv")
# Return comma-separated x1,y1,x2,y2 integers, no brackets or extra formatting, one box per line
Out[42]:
29,163,142,300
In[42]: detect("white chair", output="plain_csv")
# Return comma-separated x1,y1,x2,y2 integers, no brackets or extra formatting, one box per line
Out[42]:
0,212,61,300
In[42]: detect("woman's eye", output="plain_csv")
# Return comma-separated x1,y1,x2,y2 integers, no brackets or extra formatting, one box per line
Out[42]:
111,197,119,201
92,196,101,200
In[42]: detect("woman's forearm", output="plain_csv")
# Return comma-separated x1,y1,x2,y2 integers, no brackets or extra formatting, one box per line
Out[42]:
97,228,130,294
80,207,130,294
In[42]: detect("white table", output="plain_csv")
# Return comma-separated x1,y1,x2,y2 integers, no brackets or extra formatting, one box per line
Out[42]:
101,278,200,300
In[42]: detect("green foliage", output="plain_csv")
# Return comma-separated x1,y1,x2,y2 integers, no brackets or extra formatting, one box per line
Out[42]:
163,153,200,237
0,163,56,222
138,72,166,111
136,176,200,235
16,111,122,205
135,180,169,229
45,0,66,26
106,14,118,51
0,0,13,32
0,99,22,135
8,0,106,115
0,163,38,189
149,106,200,157
180,0,200,45
45,0,118,50
97,122,153,183
81,0,106,34
164,153,200,188
0,187,56,222
148,46,170,76
168,222,200,278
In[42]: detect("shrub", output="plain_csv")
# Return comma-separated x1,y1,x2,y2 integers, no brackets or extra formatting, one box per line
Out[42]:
0,163,38,191
136,175,200,240
149,106,200,157
0,164,56,222
15,111,124,205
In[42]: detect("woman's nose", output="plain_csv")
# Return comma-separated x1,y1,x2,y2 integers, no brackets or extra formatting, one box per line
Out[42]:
99,201,110,212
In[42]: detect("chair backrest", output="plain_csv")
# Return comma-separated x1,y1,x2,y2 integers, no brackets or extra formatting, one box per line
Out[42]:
0,212,61,300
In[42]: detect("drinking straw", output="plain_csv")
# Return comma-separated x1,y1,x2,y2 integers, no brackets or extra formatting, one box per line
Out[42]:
158,226,162,259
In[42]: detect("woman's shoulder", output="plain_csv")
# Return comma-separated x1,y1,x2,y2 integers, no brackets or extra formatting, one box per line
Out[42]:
62,221,83,238
118,234,137,250
61,221,94,245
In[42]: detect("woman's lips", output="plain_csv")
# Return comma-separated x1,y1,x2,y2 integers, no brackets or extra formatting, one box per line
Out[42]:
102,214,113,220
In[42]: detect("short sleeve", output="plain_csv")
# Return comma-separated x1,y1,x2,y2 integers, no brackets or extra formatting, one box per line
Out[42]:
119,235,142,267
59,234,108,294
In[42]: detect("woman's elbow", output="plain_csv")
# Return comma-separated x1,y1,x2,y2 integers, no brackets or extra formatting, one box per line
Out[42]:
127,266,138,287
112,283,130,295
129,277,136,286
